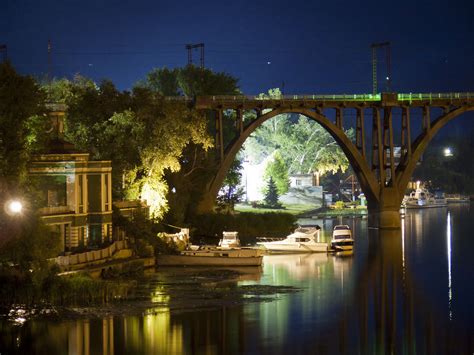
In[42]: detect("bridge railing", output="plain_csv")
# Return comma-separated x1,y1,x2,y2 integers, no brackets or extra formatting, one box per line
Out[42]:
164,93,474,103
397,93,474,101
204,94,382,101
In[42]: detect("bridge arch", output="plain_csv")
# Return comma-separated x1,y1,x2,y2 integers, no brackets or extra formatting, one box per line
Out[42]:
199,108,380,214
397,106,474,196
195,93,474,228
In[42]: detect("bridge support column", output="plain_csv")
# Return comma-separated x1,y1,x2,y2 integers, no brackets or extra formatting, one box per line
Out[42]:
369,187,402,229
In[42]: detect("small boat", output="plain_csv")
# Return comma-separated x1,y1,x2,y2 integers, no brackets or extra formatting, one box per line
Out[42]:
219,231,240,248
446,194,470,203
156,247,263,266
257,226,328,253
330,225,354,251
403,188,447,209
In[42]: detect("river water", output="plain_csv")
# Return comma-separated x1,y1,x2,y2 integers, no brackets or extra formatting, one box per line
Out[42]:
1,205,473,354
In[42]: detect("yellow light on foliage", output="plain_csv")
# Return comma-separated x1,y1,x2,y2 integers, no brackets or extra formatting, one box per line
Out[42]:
141,178,169,219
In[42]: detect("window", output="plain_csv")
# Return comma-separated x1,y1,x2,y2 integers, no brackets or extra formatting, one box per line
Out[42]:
88,224,102,247
78,175,84,213
104,174,110,211
78,227,85,247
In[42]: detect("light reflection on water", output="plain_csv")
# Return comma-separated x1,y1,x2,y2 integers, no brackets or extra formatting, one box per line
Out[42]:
1,206,474,354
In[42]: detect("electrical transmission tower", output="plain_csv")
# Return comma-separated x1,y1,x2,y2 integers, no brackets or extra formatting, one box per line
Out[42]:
185,43,205,69
371,42,391,94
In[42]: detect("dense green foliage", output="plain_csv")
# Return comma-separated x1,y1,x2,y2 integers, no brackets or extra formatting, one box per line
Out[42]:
112,207,177,256
142,66,240,222
142,65,239,97
0,266,133,306
263,151,289,195
45,69,222,219
0,62,47,192
217,158,245,212
189,212,297,245
0,62,58,263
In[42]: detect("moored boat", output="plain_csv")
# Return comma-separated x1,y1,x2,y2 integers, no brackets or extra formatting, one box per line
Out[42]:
219,231,241,248
257,226,328,253
156,247,263,266
403,188,447,208
330,225,354,251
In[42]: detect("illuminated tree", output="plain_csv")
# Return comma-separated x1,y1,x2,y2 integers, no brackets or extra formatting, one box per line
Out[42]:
244,89,352,186
263,152,289,195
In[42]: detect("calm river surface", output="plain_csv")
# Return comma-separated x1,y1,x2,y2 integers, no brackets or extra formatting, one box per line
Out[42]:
1,205,474,354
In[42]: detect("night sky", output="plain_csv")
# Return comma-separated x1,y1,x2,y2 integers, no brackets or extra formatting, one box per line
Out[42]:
2,0,474,97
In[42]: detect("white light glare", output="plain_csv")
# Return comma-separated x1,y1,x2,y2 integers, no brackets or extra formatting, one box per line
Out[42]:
444,148,453,157
7,200,22,214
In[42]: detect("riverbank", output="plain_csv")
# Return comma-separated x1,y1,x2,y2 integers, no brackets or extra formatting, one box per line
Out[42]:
235,202,367,219
0,266,300,323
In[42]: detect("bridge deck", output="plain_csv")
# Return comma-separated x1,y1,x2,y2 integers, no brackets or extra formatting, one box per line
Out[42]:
170,92,474,109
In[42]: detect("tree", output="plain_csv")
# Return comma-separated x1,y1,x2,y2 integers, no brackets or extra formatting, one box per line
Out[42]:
0,62,60,263
59,78,213,219
263,152,289,195
264,177,281,208
141,66,240,222
244,90,352,186
0,62,46,192
217,158,245,212
143,67,179,96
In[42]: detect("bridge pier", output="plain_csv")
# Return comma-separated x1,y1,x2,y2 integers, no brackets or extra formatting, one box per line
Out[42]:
369,187,402,229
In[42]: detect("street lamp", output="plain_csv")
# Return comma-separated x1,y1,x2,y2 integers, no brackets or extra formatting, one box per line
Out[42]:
5,199,23,215
444,147,453,157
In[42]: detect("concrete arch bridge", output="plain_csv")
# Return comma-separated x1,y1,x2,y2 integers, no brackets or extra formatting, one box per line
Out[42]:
191,92,474,228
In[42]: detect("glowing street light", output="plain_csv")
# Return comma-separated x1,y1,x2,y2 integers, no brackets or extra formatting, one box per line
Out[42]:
444,147,453,157
6,200,23,215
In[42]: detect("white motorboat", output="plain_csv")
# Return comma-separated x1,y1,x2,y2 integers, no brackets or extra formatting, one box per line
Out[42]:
257,226,328,253
330,225,354,251
403,188,447,209
158,230,264,266
156,247,263,266
219,231,241,248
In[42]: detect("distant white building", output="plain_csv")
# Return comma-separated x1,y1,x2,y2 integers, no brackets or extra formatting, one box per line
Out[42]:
289,174,314,187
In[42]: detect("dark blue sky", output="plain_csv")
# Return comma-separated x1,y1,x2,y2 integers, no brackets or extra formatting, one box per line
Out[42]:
2,0,474,95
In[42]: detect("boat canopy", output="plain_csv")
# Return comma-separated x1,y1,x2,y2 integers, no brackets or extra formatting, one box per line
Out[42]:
333,225,350,230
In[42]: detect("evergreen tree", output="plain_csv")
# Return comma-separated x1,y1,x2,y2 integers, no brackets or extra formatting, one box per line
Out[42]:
264,152,290,195
264,177,280,208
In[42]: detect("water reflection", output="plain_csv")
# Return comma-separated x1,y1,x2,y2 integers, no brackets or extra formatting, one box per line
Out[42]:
1,208,474,354
260,253,328,280
447,212,453,320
